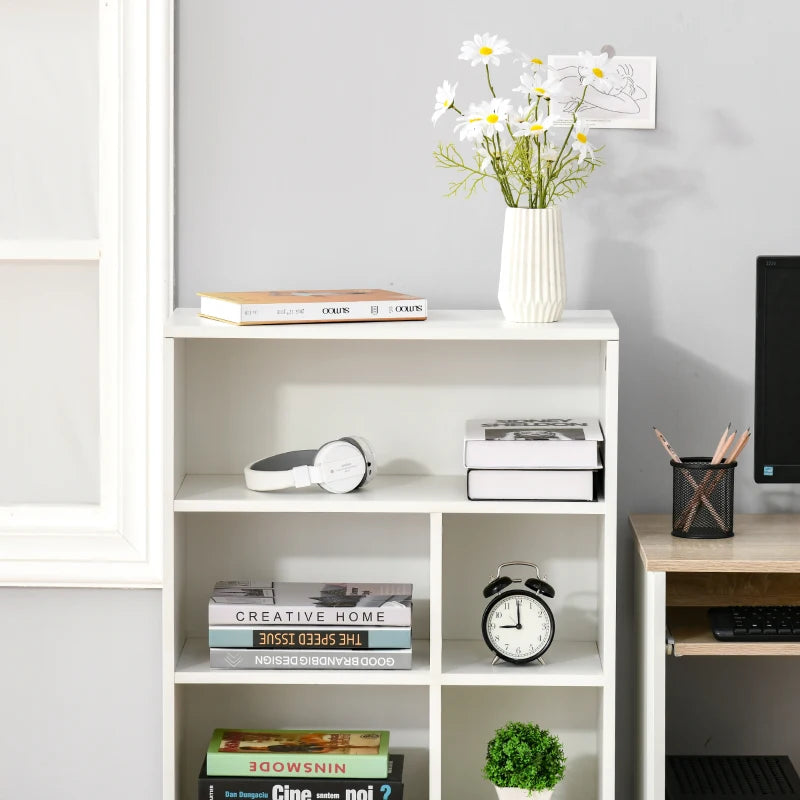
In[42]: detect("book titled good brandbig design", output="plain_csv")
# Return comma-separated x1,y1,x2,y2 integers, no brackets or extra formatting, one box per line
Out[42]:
197,289,427,325
206,728,390,778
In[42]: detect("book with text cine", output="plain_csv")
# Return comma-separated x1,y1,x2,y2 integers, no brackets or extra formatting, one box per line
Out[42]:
205,729,390,778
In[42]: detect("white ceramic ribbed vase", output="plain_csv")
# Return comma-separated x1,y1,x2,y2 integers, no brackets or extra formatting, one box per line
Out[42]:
494,787,554,800
498,206,566,323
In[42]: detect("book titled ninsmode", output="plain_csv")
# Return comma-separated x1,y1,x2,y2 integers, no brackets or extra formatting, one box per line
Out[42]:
197,289,427,325
205,729,390,778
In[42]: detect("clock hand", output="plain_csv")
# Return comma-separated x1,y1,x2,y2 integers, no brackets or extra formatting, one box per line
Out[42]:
516,598,521,628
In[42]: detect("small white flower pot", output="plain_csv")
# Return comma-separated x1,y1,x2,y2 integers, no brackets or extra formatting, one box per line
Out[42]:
498,206,566,323
494,786,554,800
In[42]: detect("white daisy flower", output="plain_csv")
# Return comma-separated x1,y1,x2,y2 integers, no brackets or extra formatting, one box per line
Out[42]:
479,97,512,133
541,142,560,162
432,80,458,125
476,146,493,172
514,71,568,101
577,50,623,92
454,105,487,141
571,120,595,163
510,104,534,125
512,113,560,138
515,52,547,70
459,32,511,67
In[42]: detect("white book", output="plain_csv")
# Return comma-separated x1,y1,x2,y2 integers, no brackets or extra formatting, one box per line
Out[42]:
464,418,604,469
197,289,427,325
467,469,596,501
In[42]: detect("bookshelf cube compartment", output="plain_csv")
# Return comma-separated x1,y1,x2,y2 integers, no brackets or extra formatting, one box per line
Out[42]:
179,512,431,640
177,684,429,800
183,337,607,476
441,686,599,800
442,514,602,651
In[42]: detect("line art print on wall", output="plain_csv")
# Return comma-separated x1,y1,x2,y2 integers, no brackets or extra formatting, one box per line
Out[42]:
547,55,657,128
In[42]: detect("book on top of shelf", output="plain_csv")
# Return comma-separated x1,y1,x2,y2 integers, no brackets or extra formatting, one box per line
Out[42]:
206,728,390,778
209,581,413,627
197,753,405,800
209,647,413,670
467,468,596,501
197,289,427,325
464,418,604,469
209,625,412,650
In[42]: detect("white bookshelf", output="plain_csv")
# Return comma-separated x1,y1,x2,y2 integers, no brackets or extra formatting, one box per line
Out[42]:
163,309,619,800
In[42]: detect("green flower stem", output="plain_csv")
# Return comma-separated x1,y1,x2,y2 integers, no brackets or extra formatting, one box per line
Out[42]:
449,103,463,116
485,64,496,97
549,85,588,181
488,132,515,206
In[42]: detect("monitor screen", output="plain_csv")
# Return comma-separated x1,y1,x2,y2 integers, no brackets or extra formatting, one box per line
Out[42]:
754,256,800,482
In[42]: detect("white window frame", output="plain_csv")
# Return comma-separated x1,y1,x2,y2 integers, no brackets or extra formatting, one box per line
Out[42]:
0,0,172,587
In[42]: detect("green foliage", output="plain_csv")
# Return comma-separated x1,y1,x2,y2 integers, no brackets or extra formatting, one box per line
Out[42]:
433,143,491,199
482,721,567,792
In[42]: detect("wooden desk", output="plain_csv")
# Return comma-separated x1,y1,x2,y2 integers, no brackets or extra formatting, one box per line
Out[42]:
631,513,800,800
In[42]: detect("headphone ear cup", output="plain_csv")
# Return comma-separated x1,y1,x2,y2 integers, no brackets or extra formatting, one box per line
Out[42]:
483,576,513,598
340,436,376,487
314,439,367,494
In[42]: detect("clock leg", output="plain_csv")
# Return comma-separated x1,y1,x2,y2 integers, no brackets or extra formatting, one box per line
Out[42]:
491,655,502,666
537,656,547,666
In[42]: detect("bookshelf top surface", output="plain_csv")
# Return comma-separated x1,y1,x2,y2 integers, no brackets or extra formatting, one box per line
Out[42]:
165,308,619,341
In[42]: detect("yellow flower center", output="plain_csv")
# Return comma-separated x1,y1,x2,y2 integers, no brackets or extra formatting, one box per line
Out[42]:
443,100,451,107
530,124,543,131
576,132,588,143
592,67,604,78
479,46,493,56
531,57,543,65
486,113,499,124
469,117,481,123
534,87,546,95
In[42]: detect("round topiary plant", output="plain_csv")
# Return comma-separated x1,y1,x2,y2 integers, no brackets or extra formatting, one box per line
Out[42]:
483,721,567,795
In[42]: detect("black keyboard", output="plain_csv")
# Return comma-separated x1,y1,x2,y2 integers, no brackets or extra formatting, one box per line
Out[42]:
709,606,800,642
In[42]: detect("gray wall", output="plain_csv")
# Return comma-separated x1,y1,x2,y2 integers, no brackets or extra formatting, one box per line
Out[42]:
0,588,161,799
176,1,800,793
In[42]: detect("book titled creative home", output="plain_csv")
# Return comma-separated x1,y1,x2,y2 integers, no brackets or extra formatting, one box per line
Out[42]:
205,729,390,778
197,753,405,800
464,418,604,469
197,289,427,325
209,581,413,626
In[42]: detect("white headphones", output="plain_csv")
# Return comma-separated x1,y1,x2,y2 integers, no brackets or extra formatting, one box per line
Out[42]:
244,436,377,494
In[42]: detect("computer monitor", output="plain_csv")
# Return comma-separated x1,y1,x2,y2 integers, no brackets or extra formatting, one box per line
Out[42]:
754,255,800,483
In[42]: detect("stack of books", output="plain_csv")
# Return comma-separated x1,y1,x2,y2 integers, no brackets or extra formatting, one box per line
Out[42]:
464,418,604,500
199,728,404,800
208,581,414,670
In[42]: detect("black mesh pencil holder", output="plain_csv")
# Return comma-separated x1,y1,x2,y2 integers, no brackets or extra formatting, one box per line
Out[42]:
671,458,736,539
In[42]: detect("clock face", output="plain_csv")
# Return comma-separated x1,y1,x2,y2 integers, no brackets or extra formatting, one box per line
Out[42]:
482,590,555,664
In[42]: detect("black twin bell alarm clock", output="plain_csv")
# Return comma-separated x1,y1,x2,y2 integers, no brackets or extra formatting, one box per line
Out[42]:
481,561,556,665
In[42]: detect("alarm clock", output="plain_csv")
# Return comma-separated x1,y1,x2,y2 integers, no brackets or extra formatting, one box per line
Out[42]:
481,561,556,665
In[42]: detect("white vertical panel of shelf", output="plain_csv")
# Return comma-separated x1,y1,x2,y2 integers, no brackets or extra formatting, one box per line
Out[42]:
637,563,665,800
599,339,619,800
429,512,443,800
162,337,177,800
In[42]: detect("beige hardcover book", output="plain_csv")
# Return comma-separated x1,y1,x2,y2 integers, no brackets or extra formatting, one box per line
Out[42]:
197,289,427,325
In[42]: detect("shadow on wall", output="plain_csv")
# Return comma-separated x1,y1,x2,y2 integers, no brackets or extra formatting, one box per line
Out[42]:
582,234,750,798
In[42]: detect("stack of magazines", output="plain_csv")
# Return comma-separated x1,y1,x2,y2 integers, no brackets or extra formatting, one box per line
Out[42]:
199,728,404,800
208,581,413,670
463,418,604,500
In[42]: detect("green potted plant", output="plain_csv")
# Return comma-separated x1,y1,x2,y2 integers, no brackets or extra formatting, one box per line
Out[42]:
483,721,567,799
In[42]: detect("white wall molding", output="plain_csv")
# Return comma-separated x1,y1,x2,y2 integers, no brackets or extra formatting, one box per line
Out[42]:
0,0,172,587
